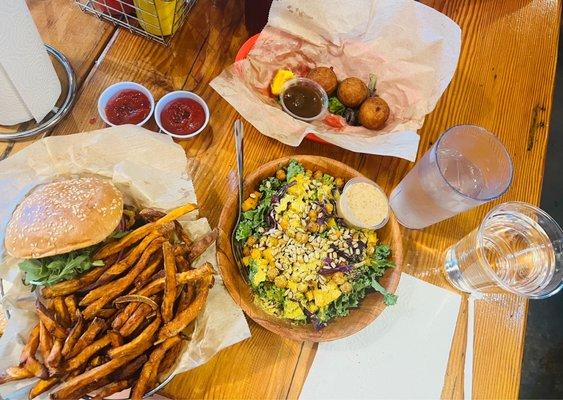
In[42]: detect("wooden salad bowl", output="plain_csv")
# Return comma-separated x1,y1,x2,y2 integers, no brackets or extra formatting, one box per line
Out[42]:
217,155,403,342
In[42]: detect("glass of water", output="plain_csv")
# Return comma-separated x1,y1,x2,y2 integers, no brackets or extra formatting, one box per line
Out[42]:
389,125,513,229
444,202,563,298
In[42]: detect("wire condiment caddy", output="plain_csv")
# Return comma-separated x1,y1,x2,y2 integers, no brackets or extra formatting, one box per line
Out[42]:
75,0,196,45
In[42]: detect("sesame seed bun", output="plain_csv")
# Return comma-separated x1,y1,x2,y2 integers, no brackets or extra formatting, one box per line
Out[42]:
4,177,124,259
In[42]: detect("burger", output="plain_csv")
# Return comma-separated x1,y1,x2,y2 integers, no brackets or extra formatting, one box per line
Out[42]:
4,176,132,287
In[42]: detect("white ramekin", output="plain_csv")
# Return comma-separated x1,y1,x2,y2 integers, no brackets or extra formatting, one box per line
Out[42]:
97,81,154,127
155,91,210,139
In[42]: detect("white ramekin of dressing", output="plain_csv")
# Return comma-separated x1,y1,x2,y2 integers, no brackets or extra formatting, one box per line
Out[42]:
337,177,390,230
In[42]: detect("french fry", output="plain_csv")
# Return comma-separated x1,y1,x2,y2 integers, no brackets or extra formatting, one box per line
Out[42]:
51,357,130,400
82,240,168,319
92,379,130,400
116,354,147,380
108,316,161,359
82,235,163,304
57,377,111,400
19,324,39,366
91,222,174,275
146,337,183,392
36,302,67,339
78,248,135,293
174,243,190,257
109,332,124,347
29,376,59,399
41,264,110,298
157,275,213,342
139,208,166,222
51,297,70,327
119,303,153,337
94,223,157,260
0,366,33,384
86,236,165,306
162,242,177,323
133,253,163,289
82,294,121,320
64,296,79,323
38,321,52,362
131,335,182,400
94,232,165,287
154,203,198,225
94,223,155,259
119,304,152,337
136,263,214,298
61,316,84,358
25,356,48,379
158,340,183,375
175,255,190,272
89,355,106,368
112,302,141,330
176,283,196,312
67,317,106,358
46,339,63,372
175,221,192,246
187,229,218,263
64,333,115,372
95,308,116,319
94,203,197,260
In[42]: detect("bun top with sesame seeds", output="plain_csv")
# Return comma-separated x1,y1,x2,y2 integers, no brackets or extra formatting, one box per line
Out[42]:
4,177,124,259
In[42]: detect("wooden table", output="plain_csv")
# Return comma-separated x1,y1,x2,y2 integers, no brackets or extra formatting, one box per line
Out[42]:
2,0,560,398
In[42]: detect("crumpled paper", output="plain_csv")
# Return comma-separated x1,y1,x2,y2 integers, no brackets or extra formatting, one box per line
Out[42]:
0,125,251,399
211,0,461,161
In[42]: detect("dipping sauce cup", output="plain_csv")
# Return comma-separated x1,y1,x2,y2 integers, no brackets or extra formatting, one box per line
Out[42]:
338,177,390,230
280,78,328,122
155,91,210,139
98,81,154,127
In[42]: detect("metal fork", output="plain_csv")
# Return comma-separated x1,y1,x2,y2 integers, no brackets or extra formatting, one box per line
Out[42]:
230,120,249,282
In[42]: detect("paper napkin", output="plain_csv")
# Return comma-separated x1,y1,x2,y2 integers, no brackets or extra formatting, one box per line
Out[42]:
300,273,461,400
0,0,61,125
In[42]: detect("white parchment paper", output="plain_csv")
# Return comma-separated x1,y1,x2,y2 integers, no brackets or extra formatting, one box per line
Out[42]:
210,0,461,161
0,125,251,399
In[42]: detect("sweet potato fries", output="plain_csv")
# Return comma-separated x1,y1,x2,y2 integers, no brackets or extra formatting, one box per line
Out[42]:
0,204,217,399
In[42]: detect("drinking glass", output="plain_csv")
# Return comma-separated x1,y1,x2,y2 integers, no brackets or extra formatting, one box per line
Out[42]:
444,202,563,299
389,125,513,229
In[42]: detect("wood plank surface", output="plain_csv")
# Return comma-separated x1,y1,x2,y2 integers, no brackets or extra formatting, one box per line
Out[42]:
0,0,560,399
163,1,561,399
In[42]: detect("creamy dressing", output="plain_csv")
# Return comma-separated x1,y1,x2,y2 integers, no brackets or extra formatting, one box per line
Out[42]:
342,182,389,228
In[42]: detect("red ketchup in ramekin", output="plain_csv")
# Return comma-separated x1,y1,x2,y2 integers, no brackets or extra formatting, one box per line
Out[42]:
159,98,206,135
104,89,151,125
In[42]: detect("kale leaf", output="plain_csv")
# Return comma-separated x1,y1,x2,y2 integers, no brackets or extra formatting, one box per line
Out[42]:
234,176,284,242
328,96,346,116
286,159,305,182
317,244,397,323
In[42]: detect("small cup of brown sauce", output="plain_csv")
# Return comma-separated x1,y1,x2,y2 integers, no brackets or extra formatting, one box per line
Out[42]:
279,78,328,122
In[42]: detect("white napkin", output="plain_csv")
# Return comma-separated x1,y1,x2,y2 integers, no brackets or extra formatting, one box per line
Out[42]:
0,0,61,125
300,273,461,400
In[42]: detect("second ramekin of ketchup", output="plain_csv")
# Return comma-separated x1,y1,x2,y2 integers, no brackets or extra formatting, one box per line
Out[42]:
98,82,154,127
155,91,209,139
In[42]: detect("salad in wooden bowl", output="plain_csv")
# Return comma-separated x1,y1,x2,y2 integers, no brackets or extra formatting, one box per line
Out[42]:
218,156,402,341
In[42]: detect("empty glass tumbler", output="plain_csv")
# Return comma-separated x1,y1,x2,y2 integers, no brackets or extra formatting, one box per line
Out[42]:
444,202,563,299
390,125,513,229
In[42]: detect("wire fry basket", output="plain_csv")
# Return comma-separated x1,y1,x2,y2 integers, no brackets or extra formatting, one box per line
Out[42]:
75,0,196,45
